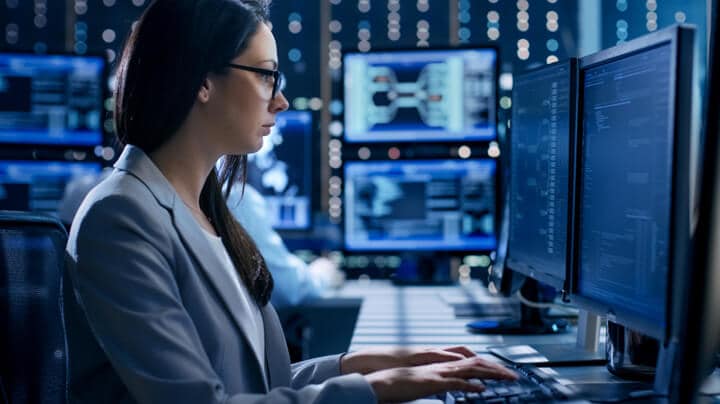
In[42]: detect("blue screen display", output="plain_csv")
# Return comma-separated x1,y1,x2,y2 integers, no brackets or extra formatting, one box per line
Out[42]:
344,159,496,251
246,111,312,230
507,61,573,284
0,160,101,215
344,49,497,142
0,53,105,146
578,43,673,327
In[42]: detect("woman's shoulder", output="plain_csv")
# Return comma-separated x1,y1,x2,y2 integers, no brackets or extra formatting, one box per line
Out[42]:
69,169,173,246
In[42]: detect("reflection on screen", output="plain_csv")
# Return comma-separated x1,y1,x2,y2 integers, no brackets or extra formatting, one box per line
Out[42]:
344,160,496,251
0,53,105,146
578,43,673,326
507,61,572,284
344,49,497,142
0,161,101,215
247,111,312,230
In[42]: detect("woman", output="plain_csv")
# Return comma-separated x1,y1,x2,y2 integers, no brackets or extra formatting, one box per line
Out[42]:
63,0,517,402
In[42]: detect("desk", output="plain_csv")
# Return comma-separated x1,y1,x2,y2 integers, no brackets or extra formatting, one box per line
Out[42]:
333,280,720,401
336,279,577,352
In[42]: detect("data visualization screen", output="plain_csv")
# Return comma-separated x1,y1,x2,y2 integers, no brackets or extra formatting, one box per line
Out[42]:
577,43,673,326
0,160,101,215
344,48,497,142
0,53,105,146
344,159,496,251
507,61,573,286
246,111,312,230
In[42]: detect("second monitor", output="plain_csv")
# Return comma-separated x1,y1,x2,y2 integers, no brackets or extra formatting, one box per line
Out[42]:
507,58,577,291
473,59,581,342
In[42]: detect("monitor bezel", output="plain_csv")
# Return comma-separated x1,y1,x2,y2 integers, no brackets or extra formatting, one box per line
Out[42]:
570,25,694,342
341,157,498,253
340,45,500,144
0,51,110,149
505,58,579,293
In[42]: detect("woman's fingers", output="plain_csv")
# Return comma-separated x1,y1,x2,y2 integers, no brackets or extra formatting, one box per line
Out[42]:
442,345,477,358
442,377,486,393
415,350,466,364
436,357,519,380
405,349,467,367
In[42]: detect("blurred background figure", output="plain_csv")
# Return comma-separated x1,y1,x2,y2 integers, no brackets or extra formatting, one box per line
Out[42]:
227,182,345,308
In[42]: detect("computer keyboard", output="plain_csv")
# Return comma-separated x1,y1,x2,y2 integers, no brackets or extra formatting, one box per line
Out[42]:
445,365,575,403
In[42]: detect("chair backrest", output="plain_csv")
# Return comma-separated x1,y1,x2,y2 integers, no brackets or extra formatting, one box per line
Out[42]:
0,211,68,404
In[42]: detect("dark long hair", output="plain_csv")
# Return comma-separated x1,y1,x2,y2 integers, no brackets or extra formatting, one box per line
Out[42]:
114,0,273,305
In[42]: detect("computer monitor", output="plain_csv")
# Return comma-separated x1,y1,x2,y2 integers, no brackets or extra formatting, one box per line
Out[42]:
506,58,578,292
0,160,102,215
343,159,496,251
571,25,694,344
671,9,720,402
0,53,106,146
343,47,497,143
246,111,312,230
471,60,581,341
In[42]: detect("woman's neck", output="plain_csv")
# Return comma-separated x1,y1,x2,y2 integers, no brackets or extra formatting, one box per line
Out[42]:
150,126,220,213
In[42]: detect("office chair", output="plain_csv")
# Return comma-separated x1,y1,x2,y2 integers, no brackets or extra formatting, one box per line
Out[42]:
0,211,68,404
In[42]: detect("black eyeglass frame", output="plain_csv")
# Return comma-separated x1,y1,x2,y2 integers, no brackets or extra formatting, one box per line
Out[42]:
227,63,285,99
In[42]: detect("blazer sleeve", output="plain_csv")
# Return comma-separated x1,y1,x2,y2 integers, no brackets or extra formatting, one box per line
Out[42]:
68,194,376,404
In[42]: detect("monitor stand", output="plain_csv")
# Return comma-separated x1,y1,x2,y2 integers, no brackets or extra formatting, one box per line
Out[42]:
486,309,607,366
466,278,570,335
606,321,659,382
467,279,606,366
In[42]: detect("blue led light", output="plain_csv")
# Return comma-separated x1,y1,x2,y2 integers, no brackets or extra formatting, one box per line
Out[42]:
288,48,302,62
546,39,559,52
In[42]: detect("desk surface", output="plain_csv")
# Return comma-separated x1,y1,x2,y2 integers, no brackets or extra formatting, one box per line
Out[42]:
336,279,578,352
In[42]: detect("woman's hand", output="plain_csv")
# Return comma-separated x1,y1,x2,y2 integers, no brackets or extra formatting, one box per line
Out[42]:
365,356,518,403
340,345,477,375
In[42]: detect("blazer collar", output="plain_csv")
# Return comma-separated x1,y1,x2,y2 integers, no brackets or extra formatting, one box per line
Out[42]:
113,145,270,390
113,145,175,209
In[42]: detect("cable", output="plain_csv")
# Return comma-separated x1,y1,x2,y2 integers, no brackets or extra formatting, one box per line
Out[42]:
516,289,578,315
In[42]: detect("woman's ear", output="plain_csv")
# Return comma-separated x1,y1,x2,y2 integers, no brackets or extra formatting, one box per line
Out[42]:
197,77,212,103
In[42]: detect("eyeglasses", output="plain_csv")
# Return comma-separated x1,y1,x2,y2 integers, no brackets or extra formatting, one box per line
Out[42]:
226,63,286,99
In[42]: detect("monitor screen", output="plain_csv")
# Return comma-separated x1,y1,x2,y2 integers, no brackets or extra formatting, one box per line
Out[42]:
343,159,496,251
0,160,101,215
0,53,106,146
343,48,497,143
246,111,312,230
576,43,674,331
507,60,575,290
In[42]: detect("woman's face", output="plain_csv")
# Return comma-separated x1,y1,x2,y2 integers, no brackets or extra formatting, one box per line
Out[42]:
205,23,289,155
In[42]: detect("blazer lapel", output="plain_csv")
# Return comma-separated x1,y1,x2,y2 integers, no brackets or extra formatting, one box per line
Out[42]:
171,200,269,391
261,304,291,388
114,145,270,391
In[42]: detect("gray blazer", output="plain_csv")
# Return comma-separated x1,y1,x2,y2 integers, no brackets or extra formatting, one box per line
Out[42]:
64,145,376,404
